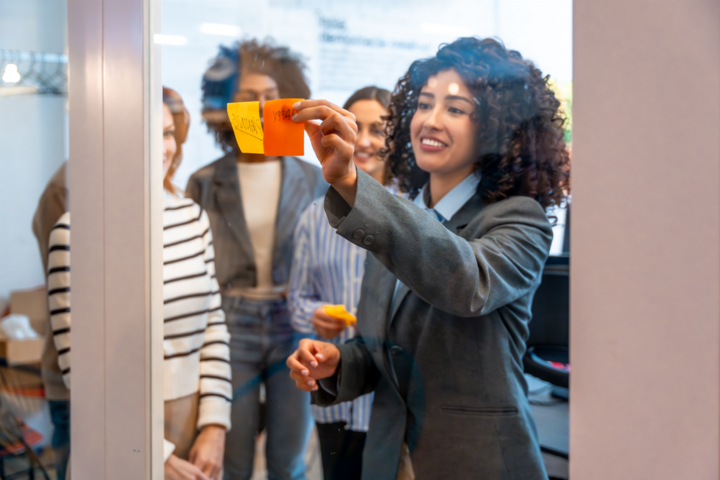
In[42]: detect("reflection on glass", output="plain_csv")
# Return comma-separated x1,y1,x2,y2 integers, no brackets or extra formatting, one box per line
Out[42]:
158,0,572,477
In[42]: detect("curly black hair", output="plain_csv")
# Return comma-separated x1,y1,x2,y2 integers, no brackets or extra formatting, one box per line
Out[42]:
201,39,311,153
386,37,570,210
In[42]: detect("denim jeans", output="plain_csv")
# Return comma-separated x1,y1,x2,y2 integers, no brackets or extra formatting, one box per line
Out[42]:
49,400,70,480
223,296,313,480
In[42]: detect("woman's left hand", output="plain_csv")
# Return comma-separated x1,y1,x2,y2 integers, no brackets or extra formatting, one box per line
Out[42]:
188,425,226,479
293,99,359,205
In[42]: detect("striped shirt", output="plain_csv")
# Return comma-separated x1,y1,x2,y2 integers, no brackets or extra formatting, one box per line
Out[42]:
288,198,374,432
47,191,232,460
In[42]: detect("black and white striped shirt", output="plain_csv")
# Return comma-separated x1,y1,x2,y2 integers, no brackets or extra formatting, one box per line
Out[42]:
47,192,232,460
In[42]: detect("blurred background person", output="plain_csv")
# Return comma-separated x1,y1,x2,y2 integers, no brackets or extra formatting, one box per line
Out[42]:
32,161,69,479
185,40,327,479
46,87,232,480
288,87,392,480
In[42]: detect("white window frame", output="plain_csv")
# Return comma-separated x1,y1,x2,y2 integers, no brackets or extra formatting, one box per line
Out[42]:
67,0,163,477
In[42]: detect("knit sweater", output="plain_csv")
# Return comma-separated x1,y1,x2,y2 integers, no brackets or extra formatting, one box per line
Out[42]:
47,192,232,461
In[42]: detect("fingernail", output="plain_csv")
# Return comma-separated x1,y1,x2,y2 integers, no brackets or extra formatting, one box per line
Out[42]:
316,353,325,361
301,369,309,376
310,360,318,368
307,380,315,387
312,386,318,391
293,101,301,109
292,114,298,122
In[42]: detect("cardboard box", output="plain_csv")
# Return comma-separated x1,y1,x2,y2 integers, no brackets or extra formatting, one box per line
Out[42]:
10,287,49,336
0,336,44,366
0,287,48,365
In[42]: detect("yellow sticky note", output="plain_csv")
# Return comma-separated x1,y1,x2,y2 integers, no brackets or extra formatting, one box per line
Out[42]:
324,305,357,327
227,101,264,154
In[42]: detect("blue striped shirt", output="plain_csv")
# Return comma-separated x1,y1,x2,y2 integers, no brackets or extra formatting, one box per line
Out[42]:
288,197,374,432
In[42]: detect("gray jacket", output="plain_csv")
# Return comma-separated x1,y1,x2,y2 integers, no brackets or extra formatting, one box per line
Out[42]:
314,169,552,479
185,154,327,294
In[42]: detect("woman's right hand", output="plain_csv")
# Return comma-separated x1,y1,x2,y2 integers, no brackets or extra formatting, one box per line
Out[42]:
292,100,359,206
165,454,211,480
311,305,347,340
286,339,341,391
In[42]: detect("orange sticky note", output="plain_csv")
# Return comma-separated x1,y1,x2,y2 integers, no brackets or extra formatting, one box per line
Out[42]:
227,101,264,154
263,98,304,156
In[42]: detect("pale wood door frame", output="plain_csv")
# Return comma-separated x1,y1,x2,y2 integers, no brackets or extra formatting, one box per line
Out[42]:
571,1,720,478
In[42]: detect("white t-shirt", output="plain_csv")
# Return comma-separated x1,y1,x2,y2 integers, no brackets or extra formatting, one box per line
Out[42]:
237,160,286,300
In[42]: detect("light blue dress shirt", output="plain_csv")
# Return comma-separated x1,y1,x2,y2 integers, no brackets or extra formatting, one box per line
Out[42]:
288,197,375,431
413,171,481,222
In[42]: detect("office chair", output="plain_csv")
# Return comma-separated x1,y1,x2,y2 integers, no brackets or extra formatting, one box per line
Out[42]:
523,254,570,463
524,254,569,390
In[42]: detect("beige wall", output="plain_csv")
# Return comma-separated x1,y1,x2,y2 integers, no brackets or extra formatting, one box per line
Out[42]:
571,1,720,478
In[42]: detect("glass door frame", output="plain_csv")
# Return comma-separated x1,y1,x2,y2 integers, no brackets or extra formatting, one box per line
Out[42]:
67,0,163,478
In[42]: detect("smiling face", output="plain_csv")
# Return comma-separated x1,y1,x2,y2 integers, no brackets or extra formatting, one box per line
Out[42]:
347,99,388,184
410,69,479,183
162,103,177,181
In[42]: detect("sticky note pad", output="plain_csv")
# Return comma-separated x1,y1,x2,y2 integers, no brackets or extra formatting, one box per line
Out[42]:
227,101,264,154
263,98,304,156
324,305,357,327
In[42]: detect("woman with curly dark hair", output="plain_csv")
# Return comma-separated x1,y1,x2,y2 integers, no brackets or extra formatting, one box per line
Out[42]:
186,39,326,479
286,37,570,479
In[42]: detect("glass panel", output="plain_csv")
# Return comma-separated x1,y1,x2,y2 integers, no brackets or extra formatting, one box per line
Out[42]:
0,0,69,478
158,1,571,478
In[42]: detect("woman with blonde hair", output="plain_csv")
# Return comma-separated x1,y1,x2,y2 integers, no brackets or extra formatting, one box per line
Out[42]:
47,87,232,480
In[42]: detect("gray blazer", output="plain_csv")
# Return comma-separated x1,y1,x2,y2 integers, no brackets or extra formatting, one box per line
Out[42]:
314,169,553,479
185,154,327,293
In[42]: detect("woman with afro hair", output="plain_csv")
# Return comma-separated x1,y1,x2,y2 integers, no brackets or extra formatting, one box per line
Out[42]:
186,40,327,479
286,37,570,479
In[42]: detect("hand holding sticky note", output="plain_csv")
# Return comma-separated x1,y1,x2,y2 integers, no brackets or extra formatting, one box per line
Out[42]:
324,305,357,327
227,99,305,156
263,99,305,156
